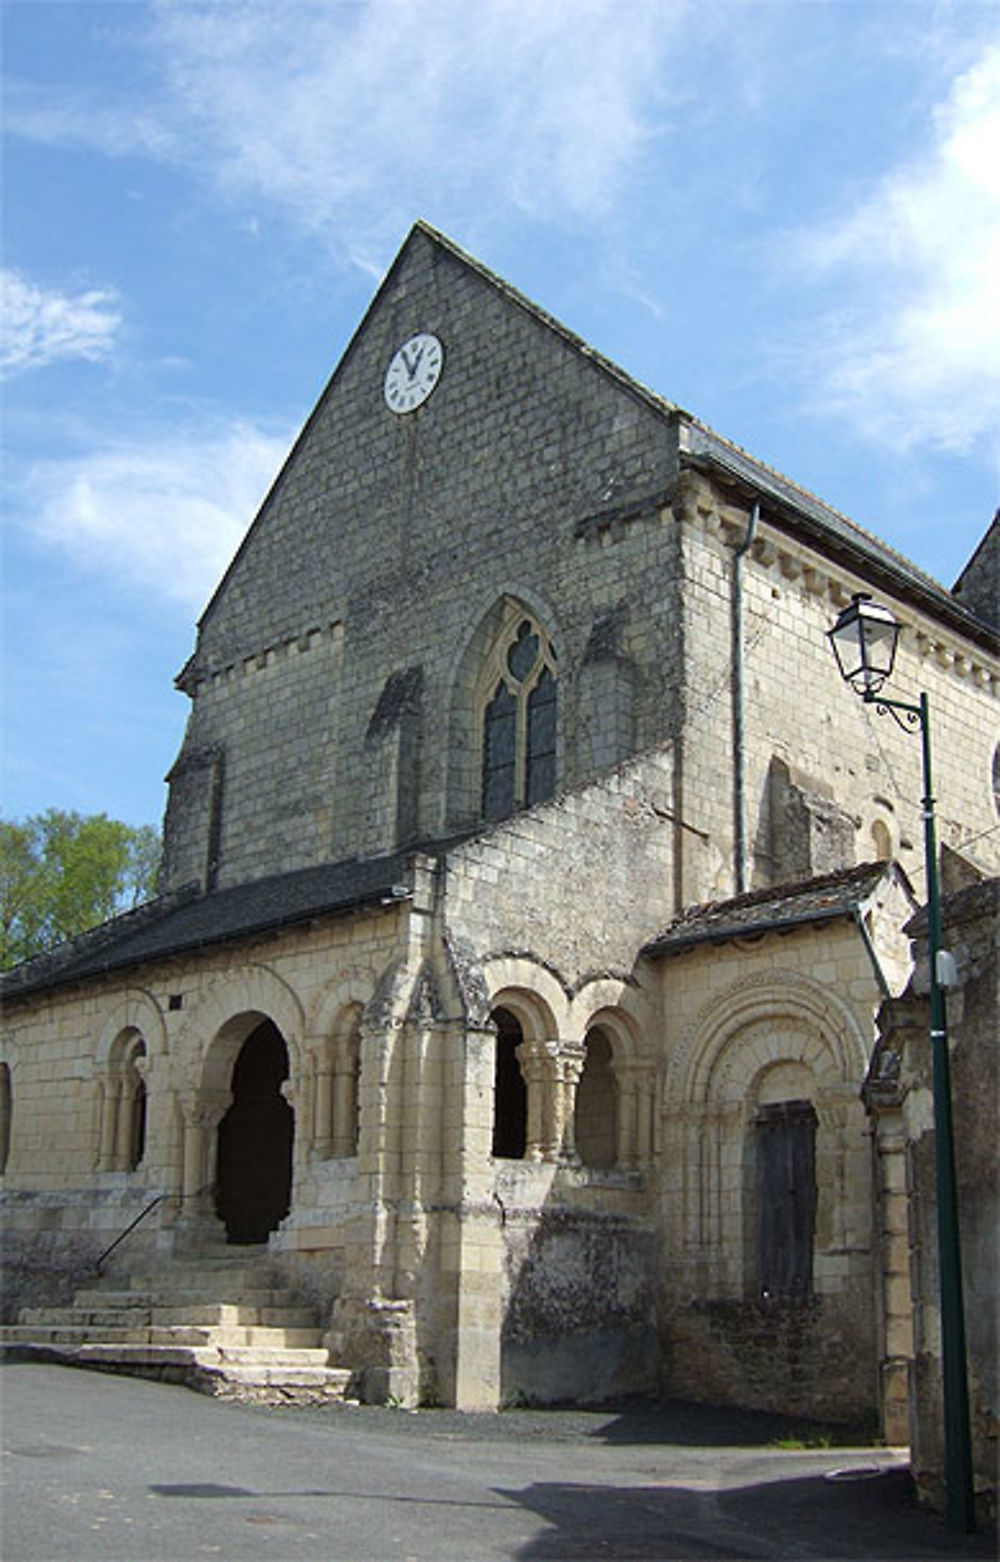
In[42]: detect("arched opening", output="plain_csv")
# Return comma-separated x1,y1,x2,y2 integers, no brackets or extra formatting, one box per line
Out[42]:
312,1008,362,1159
492,1006,527,1159
575,1028,617,1169
0,1063,11,1173
216,1019,294,1244
98,1031,148,1173
128,1076,147,1171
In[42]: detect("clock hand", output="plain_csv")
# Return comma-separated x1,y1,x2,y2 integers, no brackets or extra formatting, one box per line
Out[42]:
401,344,425,381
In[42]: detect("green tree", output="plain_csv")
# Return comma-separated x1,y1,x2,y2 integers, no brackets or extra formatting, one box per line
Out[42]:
0,810,161,970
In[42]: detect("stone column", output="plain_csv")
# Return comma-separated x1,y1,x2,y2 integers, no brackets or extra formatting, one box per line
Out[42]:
438,1021,503,1410
179,1091,229,1205
99,1077,121,1172
634,1065,655,1166
616,1066,639,1168
519,1040,549,1162
556,1040,586,1162
332,1049,358,1157
314,1052,335,1157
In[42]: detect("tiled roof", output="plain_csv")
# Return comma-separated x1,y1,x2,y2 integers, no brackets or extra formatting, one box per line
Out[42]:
643,862,897,959
0,854,415,1003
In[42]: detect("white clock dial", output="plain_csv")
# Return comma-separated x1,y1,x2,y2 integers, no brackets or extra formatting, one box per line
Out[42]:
383,333,444,413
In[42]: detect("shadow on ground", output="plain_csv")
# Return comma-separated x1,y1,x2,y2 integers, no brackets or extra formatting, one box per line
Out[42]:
497,1467,997,1561
579,1399,874,1449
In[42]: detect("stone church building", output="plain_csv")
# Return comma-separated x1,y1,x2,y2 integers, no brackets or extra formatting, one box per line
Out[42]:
2,226,997,1465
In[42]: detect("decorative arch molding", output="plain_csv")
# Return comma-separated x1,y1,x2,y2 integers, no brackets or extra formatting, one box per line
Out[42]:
181,963,306,1093
91,990,162,1175
94,988,167,1068
481,956,568,1040
446,585,564,702
297,971,372,1163
668,969,870,1109
568,978,651,1060
308,969,378,1041
705,1019,838,1112
570,987,658,1171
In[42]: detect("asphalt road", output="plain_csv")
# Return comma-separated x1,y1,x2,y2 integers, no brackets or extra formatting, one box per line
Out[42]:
1,1362,994,1562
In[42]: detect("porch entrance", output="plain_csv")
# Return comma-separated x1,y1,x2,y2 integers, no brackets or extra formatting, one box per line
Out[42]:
216,1020,293,1244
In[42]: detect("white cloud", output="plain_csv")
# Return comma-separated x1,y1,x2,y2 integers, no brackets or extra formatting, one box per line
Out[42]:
5,2,687,274
3,79,176,160
787,44,1000,455
144,0,683,263
16,421,292,611
1,270,122,374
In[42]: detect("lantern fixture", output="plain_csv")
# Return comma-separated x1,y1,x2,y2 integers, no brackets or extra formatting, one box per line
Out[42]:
827,592,901,699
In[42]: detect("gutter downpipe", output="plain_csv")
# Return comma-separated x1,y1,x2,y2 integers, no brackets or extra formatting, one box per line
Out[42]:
733,501,760,895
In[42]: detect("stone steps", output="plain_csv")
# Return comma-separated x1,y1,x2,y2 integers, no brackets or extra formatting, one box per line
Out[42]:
0,1247,352,1404
20,1304,320,1333
72,1287,303,1312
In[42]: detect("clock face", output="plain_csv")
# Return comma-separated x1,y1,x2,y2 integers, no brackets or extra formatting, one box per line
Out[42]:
383,333,443,413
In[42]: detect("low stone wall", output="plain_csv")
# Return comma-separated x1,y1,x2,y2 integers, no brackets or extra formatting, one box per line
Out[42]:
661,1295,877,1426
0,1186,175,1320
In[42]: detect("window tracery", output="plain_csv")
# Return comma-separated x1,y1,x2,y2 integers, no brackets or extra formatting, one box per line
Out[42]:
481,616,557,818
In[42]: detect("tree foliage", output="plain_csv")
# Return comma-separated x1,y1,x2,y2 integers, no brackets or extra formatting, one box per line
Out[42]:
0,810,161,970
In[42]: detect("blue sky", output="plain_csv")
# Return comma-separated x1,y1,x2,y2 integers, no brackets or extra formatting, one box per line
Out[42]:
3,0,998,835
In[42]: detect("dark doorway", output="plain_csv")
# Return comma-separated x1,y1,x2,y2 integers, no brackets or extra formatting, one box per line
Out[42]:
216,1020,294,1244
755,1098,817,1300
492,1006,527,1159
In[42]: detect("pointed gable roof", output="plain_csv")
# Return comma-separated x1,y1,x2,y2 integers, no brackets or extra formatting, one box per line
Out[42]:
179,221,997,691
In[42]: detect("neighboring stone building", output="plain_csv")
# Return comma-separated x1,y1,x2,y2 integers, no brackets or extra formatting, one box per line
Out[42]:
2,224,998,1437
866,879,998,1521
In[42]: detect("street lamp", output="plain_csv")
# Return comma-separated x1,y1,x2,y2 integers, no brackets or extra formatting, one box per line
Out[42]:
827,592,975,1533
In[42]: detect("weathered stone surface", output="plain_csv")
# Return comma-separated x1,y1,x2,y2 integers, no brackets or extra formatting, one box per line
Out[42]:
1,223,997,1429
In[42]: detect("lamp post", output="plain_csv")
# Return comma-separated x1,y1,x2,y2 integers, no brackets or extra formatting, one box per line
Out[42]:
827,592,975,1534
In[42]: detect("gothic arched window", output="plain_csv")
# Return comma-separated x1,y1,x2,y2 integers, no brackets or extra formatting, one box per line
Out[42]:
482,617,557,819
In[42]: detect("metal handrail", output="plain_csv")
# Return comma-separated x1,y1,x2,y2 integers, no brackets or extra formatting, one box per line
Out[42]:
95,1182,215,1273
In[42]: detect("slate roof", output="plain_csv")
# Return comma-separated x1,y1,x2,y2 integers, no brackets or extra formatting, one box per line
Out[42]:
0,854,416,1004
642,862,901,959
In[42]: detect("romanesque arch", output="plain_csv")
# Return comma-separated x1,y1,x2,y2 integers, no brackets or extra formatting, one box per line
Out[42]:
184,965,305,1094
170,966,306,1234
663,969,870,1299
92,990,167,1175
214,1017,294,1244
482,956,579,1163
305,972,375,1160
669,969,868,1108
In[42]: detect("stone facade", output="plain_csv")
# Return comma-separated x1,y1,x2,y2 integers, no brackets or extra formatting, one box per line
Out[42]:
2,224,998,1430
866,880,998,1522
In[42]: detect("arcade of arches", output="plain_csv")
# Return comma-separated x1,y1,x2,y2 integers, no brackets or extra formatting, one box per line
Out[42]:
0,867,926,1430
